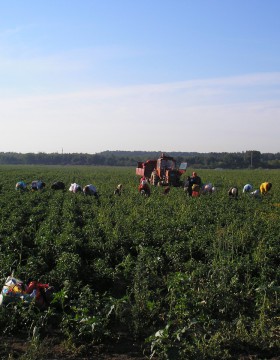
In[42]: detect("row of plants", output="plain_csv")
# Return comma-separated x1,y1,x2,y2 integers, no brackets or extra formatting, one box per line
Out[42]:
0,165,279,359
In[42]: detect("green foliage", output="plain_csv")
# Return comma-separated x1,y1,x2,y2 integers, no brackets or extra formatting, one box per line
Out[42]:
0,165,279,358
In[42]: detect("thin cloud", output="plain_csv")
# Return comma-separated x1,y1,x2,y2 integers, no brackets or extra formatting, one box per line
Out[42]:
0,43,141,74
0,72,279,153
1,71,279,103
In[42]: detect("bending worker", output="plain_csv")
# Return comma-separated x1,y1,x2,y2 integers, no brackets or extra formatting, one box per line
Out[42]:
260,182,272,195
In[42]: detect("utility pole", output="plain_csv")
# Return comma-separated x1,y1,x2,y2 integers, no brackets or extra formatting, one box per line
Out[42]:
246,150,253,168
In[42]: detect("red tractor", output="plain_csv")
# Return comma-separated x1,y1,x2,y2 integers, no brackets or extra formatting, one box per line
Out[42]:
136,153,187,186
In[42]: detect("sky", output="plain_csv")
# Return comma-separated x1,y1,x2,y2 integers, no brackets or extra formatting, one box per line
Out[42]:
1,0,280,154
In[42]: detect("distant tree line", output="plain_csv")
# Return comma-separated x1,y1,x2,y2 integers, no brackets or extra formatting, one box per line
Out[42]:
0,150,280,169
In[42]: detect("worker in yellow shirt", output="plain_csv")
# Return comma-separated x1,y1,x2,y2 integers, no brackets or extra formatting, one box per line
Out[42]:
260,182,272,195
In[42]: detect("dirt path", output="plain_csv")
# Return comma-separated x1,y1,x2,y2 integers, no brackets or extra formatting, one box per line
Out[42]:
0,336,149,359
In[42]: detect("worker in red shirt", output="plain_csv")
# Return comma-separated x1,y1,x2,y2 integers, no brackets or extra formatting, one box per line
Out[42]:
25,280,52,309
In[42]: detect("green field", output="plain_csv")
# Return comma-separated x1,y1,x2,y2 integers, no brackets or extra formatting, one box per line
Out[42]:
0,166,279,359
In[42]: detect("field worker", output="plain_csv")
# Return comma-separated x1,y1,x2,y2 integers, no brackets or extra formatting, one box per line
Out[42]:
183,176,192,196
69,183,82,193
202,183,213,195
15,181,27,191
250,189,260,198
260,182,272,195
31,180,46,191
228,187,238,199
138,177,150,197
140,176,149,186
51,181,65,190
25,279,53,310
190,172,202,187
192,183,200,197
140,176,148,185
243,184,253,193
114,184,123,196
83,184,99,198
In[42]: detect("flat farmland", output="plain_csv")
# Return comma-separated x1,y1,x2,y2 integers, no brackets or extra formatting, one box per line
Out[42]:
0,165,279,359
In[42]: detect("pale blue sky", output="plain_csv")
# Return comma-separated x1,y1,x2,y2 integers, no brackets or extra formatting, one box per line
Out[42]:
1,1,280,153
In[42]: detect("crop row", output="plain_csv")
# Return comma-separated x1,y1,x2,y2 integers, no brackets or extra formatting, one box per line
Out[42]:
0,165,279,359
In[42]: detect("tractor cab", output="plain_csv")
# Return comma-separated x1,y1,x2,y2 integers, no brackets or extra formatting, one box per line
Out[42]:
155,153,186,186
157,154,176,178
136,153,187,187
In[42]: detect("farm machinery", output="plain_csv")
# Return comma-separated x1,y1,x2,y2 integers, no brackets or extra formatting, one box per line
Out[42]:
136,153,187,186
